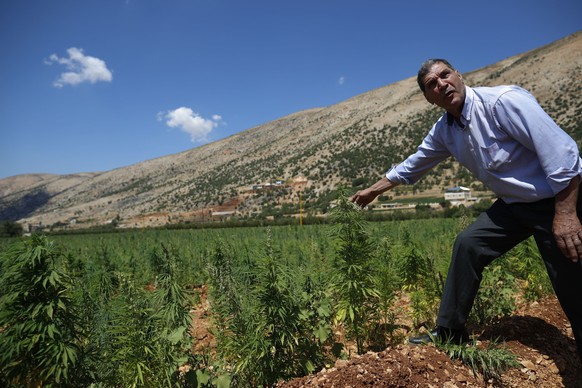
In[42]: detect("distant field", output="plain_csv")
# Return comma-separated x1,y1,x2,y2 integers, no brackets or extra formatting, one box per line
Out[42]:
1,217,462,281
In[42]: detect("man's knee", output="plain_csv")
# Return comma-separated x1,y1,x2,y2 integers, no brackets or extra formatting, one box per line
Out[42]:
451,229,494,272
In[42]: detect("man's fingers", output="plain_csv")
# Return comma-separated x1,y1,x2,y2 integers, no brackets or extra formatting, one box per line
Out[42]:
565,239,577,262
558,235,581,263
351,191,366,207
572,235,582,262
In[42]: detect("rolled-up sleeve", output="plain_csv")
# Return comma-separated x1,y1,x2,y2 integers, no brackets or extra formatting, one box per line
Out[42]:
494,88,582,195
386,126,451,185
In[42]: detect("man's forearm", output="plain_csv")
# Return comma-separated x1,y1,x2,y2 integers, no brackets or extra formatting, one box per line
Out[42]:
366,176,398,196
555,175,581,215
350,176,399,207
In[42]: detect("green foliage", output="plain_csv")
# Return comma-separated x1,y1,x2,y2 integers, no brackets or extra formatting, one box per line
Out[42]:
0,235,195,387
207,232,331,387
393,229,430,288
437,339,519,380
90,246,193,387
150,244,193,330
0,235,81,386
368,237,403,348
505,238,553,302
0,216,551,385
329,190,380,354
470,265,516,325
391,228,444,329
0,221,23,237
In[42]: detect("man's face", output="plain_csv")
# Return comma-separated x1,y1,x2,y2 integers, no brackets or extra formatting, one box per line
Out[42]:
422,62,466,117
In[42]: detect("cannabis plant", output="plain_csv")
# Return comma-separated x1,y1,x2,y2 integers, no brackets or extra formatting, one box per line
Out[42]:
208,233,330,387
0,235,82,386
438,338,519,380
469,264,516,325
506,238,552,302
392,228,443,329
329,190,380,354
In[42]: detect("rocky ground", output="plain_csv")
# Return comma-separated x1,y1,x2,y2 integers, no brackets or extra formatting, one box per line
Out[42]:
276,295,582,387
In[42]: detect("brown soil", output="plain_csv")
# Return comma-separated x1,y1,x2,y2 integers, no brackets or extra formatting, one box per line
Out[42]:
277,295,582,388
190,287,582,387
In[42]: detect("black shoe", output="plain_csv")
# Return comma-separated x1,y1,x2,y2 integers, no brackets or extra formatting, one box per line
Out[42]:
409,326,469,345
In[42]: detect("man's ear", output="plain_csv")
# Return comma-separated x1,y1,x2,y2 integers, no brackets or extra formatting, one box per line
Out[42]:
457,70,464,82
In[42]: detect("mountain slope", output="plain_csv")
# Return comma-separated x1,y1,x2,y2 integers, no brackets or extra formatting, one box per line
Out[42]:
1,31,581,229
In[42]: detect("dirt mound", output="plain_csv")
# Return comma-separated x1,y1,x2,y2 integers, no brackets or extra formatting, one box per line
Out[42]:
277,295,582,387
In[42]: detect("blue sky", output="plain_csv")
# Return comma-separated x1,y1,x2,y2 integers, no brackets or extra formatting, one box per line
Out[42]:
1,0,581,179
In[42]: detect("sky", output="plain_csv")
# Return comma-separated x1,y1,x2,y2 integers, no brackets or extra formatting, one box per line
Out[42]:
1,0,581,179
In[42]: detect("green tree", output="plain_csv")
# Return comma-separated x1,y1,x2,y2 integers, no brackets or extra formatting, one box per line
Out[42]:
0,221,23,237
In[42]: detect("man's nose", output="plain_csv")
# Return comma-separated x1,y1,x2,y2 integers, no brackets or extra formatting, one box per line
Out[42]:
437,78,447,90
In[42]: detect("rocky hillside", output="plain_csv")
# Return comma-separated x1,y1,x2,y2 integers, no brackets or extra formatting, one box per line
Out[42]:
1,31,581,229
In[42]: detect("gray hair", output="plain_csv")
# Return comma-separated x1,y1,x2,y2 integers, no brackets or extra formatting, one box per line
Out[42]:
417,59,457,92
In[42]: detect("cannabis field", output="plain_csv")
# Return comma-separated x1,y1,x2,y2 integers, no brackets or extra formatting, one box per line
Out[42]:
0,196,556,387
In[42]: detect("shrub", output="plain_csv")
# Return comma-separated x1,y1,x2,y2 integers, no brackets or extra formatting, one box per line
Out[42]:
0,221,23,237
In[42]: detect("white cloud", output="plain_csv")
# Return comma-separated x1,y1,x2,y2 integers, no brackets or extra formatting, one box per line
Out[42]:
338,76,346,85
46,47,113,88
163,107,222,143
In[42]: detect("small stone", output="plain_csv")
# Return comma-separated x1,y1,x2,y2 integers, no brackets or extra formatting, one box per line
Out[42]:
520,360,536,371
456,373,467,382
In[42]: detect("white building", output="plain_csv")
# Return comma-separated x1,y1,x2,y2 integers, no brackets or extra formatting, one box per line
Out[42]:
444,186,471,201
444,186,479,206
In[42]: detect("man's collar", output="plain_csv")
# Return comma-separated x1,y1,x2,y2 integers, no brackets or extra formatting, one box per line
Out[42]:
446,86,471,128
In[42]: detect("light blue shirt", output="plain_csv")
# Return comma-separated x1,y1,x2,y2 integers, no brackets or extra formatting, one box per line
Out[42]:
386,85,582,203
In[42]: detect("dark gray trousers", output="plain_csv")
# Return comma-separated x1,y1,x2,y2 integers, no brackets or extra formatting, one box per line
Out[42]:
436,194,582,356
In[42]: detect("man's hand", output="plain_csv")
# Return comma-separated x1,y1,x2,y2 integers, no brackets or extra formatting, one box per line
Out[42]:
553,213,582,263
350,177,397,208
553,175,582,263
351,188,378,208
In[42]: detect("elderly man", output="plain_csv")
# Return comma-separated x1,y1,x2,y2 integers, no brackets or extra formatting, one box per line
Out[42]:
351,59,582,359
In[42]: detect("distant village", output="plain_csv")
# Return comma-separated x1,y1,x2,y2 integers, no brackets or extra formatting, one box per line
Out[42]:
22,179,487,234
